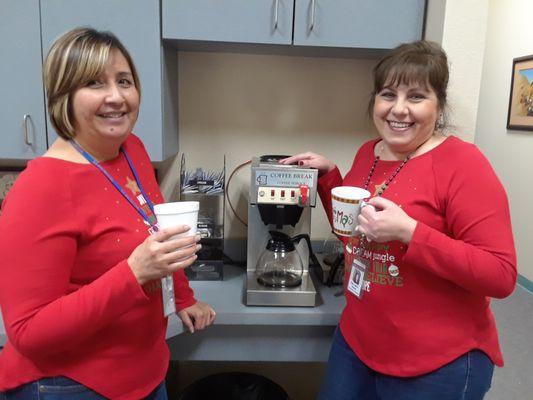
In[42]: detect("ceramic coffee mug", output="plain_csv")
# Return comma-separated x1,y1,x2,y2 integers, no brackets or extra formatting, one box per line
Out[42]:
331,186,370,237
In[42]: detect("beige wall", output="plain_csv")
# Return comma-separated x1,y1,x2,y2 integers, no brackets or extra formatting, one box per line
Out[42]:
475,0,533,281
160,51,377,242
159,1,491,247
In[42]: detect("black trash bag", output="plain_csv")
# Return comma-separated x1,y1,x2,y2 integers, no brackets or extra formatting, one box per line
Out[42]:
179,372,289,400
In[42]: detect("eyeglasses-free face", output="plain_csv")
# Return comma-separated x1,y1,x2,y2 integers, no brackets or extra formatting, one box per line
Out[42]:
373,82,440,158
71,49,140,157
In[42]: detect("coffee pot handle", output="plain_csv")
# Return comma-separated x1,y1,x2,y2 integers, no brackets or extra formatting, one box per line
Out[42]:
291,234,321,269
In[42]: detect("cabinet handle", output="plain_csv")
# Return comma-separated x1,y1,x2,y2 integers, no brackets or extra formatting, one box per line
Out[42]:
23,114,32,146
273,0,279,31
309,0,316,33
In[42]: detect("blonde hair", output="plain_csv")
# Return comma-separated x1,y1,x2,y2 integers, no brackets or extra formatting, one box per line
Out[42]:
43,27,141,139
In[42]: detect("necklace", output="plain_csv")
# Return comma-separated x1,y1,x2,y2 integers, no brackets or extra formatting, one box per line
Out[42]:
363,144,412,197
347,141,422,299
348,144,412,299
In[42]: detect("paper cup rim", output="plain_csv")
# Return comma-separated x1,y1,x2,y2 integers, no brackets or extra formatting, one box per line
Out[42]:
331,186,370,200
154,201,199,215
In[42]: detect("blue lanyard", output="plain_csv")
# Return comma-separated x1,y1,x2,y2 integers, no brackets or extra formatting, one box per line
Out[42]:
70,140,158,230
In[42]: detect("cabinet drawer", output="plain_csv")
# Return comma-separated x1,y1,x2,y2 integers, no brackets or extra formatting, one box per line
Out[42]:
163,0,294,45
293,0,426,49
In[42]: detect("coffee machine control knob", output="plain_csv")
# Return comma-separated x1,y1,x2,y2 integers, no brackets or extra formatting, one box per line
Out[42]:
298,184,309,206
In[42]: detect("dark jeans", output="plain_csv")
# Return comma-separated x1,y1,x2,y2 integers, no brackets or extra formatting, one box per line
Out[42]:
0,377,167,400
318,327,494,400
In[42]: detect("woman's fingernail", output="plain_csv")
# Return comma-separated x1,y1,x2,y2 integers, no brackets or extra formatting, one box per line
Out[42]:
195,234,201,241
196,244,202,251
298,161,304,166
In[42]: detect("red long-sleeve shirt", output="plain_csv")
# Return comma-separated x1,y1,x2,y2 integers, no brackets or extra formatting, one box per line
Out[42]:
0,134,196,398
318,136,516,376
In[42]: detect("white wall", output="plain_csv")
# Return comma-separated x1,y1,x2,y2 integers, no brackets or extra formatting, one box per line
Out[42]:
475,0,533,281
438,0,489,141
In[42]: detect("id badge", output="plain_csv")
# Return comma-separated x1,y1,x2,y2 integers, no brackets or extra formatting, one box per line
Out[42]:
162,275,176,317
347,257,368,299
149,223,176,317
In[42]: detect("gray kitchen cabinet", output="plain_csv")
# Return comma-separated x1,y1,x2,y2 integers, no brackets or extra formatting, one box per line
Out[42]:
162,0,295,45
40,0,178,161
162,0,425,50
0,0,48,160
293,0,426,49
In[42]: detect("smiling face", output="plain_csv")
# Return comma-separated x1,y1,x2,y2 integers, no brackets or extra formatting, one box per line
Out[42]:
71,49,139,153
372,81,440,157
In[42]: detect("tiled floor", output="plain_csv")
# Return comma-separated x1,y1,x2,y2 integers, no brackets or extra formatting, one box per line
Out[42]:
486,285,532,400
170,285,532,400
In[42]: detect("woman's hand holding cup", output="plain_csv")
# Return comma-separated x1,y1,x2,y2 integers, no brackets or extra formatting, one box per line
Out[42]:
357,197,417,244
128,225,201,286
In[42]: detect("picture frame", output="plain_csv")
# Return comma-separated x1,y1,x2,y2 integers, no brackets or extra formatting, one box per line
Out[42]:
0,167,24,208
507,54,533,131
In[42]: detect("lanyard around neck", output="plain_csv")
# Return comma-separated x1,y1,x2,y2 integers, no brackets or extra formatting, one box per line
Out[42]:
70,140,158,230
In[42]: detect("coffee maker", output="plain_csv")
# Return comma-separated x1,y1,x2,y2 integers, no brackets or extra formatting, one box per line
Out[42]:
246,155,318,307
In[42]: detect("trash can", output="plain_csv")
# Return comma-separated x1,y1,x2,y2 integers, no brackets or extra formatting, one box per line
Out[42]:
178,372,289,400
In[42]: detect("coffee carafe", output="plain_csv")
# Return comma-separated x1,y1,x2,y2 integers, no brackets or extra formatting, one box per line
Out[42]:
256,231,319,288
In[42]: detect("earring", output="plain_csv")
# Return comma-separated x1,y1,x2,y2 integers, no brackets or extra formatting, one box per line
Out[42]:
435,113,444,130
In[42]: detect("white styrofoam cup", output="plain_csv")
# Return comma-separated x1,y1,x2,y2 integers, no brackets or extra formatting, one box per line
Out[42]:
154,201,199,237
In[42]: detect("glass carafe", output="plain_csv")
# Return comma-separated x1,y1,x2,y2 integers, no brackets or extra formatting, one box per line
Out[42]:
256,231,304,288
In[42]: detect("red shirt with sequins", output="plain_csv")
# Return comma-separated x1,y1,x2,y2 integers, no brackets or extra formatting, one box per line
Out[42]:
0,134,196,398
318,136,516,376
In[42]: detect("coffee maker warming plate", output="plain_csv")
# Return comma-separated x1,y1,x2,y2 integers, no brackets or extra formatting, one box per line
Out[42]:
245,272,317,307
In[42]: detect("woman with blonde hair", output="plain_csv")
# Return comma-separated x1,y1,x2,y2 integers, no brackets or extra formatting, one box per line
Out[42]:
0,28,215,399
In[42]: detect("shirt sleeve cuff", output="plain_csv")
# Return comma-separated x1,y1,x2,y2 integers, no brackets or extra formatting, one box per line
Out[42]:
402,222,432,264
176,297,197,311
121,259,151,301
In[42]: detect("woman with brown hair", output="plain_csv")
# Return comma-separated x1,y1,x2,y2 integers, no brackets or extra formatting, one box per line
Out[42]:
282,41,516,400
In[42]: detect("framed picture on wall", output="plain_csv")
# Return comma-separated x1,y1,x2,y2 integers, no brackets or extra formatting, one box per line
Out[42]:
507,54,533,131
0,167,24,210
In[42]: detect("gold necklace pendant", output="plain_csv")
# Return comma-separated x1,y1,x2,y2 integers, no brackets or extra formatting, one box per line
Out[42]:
374,182,388,196
377,183,388,195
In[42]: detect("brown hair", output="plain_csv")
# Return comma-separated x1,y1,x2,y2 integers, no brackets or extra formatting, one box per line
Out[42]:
368,41,449,129
43,27,141,140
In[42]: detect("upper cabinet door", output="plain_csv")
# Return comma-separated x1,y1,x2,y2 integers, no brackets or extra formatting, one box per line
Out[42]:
39,0,170,161
0,0,48,159
294,0,426,49
163,0,294,45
